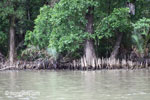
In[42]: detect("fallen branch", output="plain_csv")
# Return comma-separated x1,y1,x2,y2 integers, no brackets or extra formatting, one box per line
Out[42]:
0,66,16,71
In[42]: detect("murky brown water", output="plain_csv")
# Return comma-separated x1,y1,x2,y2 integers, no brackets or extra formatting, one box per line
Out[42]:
0,70,150,100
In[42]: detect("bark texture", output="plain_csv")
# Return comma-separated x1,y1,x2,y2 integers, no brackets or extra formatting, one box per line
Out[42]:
110,33,123,59
0,52,4,62
84,7,96,65
127,2,135,15
9,16,15,65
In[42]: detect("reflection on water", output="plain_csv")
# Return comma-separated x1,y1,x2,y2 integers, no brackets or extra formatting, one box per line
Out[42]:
0,70,150,100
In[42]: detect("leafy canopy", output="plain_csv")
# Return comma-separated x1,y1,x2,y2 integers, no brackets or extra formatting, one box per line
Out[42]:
25,6,52,49
25,0,98,54
49,0,98,53
96,8,131,39
132,18,150,53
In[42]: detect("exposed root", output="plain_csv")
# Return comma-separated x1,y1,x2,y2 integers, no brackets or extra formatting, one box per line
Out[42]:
0,58,57,71
62,57,150,70
0,57,149,71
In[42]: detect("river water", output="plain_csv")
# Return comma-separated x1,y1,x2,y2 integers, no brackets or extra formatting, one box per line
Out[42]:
0,70,150,100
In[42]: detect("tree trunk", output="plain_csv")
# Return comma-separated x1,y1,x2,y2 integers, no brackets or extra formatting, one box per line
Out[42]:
84,7,96,65
110,33,123,59
127,2,135,15
0,51,4,62
9,16,16,65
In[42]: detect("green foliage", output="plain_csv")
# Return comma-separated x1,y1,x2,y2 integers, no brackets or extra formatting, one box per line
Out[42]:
25,0,98,56
0,17,8,55
132,18,150,53
0,0,46,56
0,0,27,56
1,0,150,59
49,0,98,53
0,18,7,46
0,0,26,19
0,32,7,45
25,1,136,58
96,8,131,39
25,6,52,49
133,0,150,20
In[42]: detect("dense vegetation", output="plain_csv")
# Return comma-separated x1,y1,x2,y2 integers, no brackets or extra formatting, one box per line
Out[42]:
0,0,150,67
